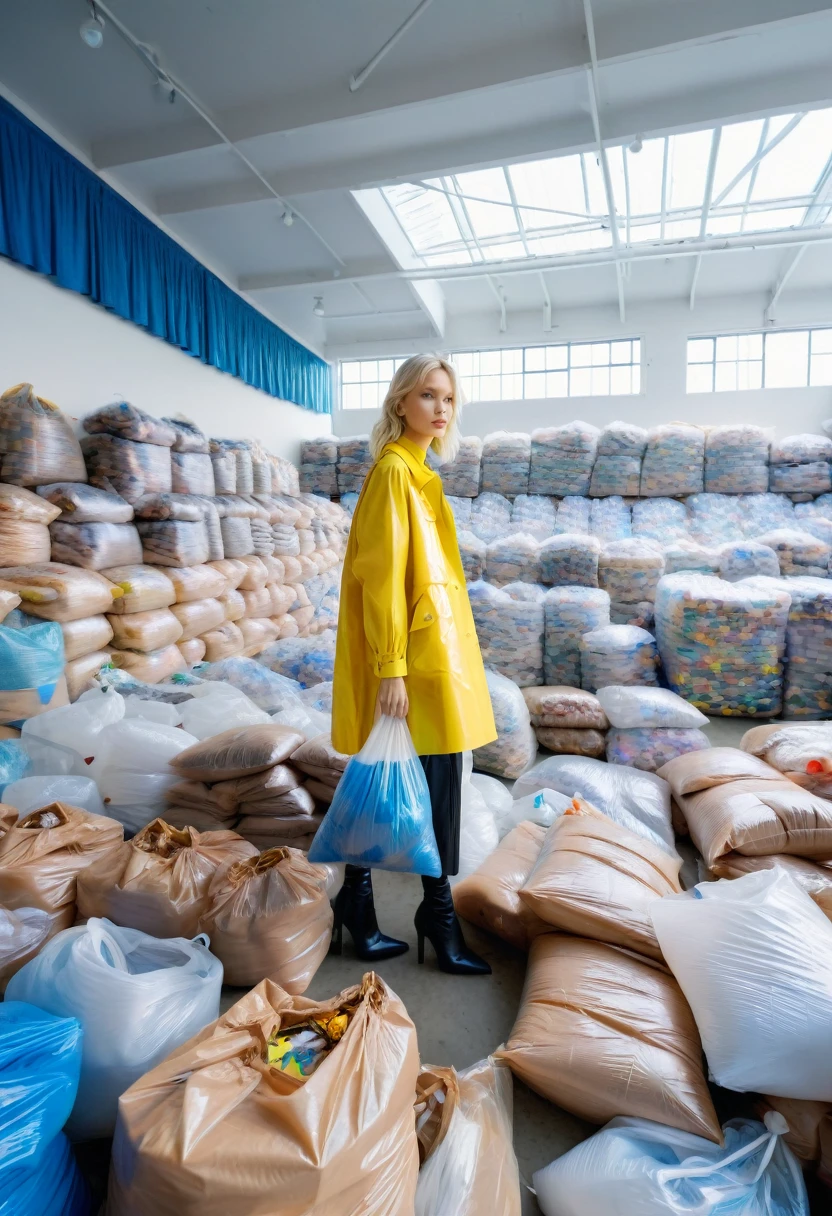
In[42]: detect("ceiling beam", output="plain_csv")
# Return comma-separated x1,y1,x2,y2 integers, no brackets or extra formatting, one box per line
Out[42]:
93,0,832,169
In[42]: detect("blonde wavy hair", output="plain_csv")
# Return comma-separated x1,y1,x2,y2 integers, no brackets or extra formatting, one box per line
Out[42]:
369,354,462,463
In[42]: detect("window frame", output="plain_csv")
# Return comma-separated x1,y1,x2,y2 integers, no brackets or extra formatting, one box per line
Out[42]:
686,326,832,393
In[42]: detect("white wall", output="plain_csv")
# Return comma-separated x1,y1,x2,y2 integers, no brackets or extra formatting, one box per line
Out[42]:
330,292,832,441
0,258,332,463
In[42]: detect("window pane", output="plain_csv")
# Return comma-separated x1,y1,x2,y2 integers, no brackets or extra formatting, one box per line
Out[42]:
455,352,474,375
591,342,610,366
764,330,809,387
480,350,501,375
358,385,378,408
377,360,394,382
546,345,568,370
687,364,714,393
570,367,592,395
688,338,713,363
458,376,475,402
524,372,546,398
590,366,611,395
341,362,361,383
715,362,738,392
610,340,632,365
631,365,641,394
737,361,763,390
504,373,523,398
480,375,501,400
812,329,832,354
342,383,362,409
571,344,593,367
810,352,832,386
546,371,569,397
715,335,738,361
738,333,763,359
525,346,545,371
502,348,523,373
359,361,377,383
610,365,632,394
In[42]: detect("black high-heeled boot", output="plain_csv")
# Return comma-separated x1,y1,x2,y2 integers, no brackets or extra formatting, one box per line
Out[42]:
331,865,409,961
414,876,491,975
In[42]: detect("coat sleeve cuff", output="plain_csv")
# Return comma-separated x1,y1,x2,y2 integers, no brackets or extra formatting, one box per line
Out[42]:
375,655,408,678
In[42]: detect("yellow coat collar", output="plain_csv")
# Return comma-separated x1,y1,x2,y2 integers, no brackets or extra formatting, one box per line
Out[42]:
383,436,436,492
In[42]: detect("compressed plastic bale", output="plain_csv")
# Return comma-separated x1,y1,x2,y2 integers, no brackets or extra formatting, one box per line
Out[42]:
240,585,272,617
206,557,246,590
239,616,279,655
640,424,705,496
177,638,205,665
718,539,780,581
588,495,631,542
543,586,610,686
485,533,541,585
108,607,183,652
83,402,176,446
48,520,143,571
555,495,590,535
688,493,747,550
481,432,531,496
429,434,482,497
767,576,832,718
606,726,710,771
60,614,114,661
710,852,832,922
538,532,600,587
522,685,608,729
82,433,172,503
529,422,599,496
739,491,795,536
218,515,252,557
66,651,112,700
520,797,682,959
704,424,771,494
792,508,832,548
200,621,244,662
0,381,87,485
102,564,175,615
580,624,658,692
770,461,832,493
772,433,832,465
536,726,606,756
169,450,215,496
299,461,337,495
496,934,720,1140
159,417,209,454
0,482,58,561
169,597,224,642
590,421,647,497
336,466,370,494
301,437,338,465
470,492,512,543
753,528,830,577
0,609,67,725
76,819,256,938
472,669,536,780
209,445,236,494
662,539,721,576
631,497,688,542
110,644,187,686
468,580,544,686
133,492,205,523
452,820,549,950
445,495,472,531
164,563,227,603
652,868,832,1100
0,802,123,932
509,494,557,541
599,539,665,609
269,582,297,617
655,573,790,716
137,520,210,567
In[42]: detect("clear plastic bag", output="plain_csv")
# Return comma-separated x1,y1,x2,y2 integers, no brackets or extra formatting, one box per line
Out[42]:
580,624,659,692
0,905,53,992
7,917,222,1140
543,586,610,686
590,495,632,542
539,533,600,587
606,727,711,771
533,1114,808,1216
170,451,215,496
194,656,302,713
529,422,599,496
165,563,227,603
133,492,205,522
472,669,536,780
49,520,143,570
308,715,441,874
160,417,209,454
110,644,186,685
170,597,224,642
104,564,175,614
201,622,245,662
90,719,199,834
108,608,183,653
640,424,705,496
485,533,541,585
770,462,832,494
37,481,133,524
66,651,113,701
599,539,665,606
60,614,114,661
510,494,557,541
137,520,209,567
0,382,87,485
468,581,545,687
754,528,830,577
591,423,646,496
704,425,771,495
21,687,123,764
220,515,254,557
523,685,608,729
178,683,272,738
82,433,172,503
536,726,606,757
662,539,721,575
83,402,176,446
431,434,482,497
3,775,105,817
480,432,532,496
632,497,688,542
597,686,708,729
454,775,500,883
718,539,780,581
470,492,512,544
652,869,832,1100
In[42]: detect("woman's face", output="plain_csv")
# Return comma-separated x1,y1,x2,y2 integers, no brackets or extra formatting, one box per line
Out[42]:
397,368,454,446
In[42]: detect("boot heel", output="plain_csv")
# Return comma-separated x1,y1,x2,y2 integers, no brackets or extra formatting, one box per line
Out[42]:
330,918,343,956
417,932,425,964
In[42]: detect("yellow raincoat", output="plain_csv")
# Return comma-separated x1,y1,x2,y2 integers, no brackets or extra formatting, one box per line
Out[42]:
332,436,497,757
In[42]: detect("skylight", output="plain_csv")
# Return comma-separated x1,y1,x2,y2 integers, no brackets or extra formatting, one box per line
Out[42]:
375,108,832,268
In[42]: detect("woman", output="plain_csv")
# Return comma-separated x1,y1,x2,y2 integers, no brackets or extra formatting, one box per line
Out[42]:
331,354,497,976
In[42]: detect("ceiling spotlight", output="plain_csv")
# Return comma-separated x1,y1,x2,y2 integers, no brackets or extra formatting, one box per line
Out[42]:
80,13,105,49
629,136,643,154
313,297,325,318
282,210,294,227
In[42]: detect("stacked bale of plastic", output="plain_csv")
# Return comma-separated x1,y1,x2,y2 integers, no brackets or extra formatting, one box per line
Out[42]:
589,496,632,543
655,572,791,716
598,538,665,628
704,425,770,494
213,494,256,559
686,493,744,547
640,424,705,496
428,434,482,496
163,418,216,497
738,492,795,536
529,423,599,496
105,559,188,677
662,540,721,576
470,492,512,544
134,493,211,568
82,402,175,504
743,575,832,719
299,437,339,496
579,624,659,692
458,531,486,581
543,586,610,686
631,498,688,545
485,534,541,586
753,528,831,577
539,533,601,588
447,495,472,531
769,434,832,496
510,495,557,541
0,382,87,488
555,495,591,535
337,435,372,495
468,579,545,686
718,540,780,582
590,421,646,496
480,432,530,496
1,483,59,568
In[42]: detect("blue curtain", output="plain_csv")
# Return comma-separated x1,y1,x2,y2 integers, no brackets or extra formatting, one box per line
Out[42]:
0,96,331,414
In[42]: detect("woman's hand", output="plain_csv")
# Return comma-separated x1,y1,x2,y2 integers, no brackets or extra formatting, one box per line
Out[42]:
377,676,409,719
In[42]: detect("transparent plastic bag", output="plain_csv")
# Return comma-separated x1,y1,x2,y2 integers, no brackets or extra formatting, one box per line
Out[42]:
37,482,133,524
580,624,659,692
640,424,705,496
485,533,541,585
529,422,598,496
533,1114,808,1216
178,683,272,738
523,685,608,729
539,533,600,587
90,719,199,834
431,434,482,497
83,402,176,446
60,614,114,662
165,563,227,603
108,607,183,652
194,656,302,713
0,564,122,622
472,669,536,780
510,494,557,541
201,622,245,662
754,528,830,576
7,917,222,1140
0,739,30,796
103,564,175,613
170,451,215,496
663,540,721,575
110,644,186,685
468,581,544,687
65,651,112,701
470,492,512,544
599,539,665,606
718,540,780,581
0,905,53,992
543,586,610,686
0,517,51,565
133,493,205,522
309,715,441,874
590,496,632,542
597,686,708,729
3,776,105,817
49,520,143,571
652,869,832,1099
454,776,500,884
0,382,87,485
137,520,209,567
82,433,172,503
170,597,224,641
591,423,646,495
606,727,711,772
160,417,209,454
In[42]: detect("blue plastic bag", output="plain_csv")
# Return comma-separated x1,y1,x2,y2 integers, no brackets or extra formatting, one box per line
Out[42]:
309,715,442,875
0,1001,89,1216
0,610,64,695
0,738,30,797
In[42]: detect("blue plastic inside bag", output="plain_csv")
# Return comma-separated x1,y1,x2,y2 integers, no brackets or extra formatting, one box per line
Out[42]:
0,739,30,797
0,610,64,694
309,716,441,875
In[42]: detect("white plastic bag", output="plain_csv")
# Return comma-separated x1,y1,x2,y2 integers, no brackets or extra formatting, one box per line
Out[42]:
122,696,183,727
652,870,832,1100
512,754,676,856
178,683,272,738
21,687,125,762
596,686,708,729
6,916,222,1139
271,703,332,741
452,777,499,885
2,775,105,817
509,788,571,828
90,719,199,834
533,1114,808,1216
0,904,52,990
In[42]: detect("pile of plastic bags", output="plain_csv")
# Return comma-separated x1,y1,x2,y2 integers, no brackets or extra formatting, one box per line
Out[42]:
469,492,512,544
543,587,610,686
468,580,545,686
769,433,832,495
597,685,710,771
640,424,705,496
590,421,646,497
529,423,599,496
704,424,771,494
480,432,530,495
509,494,557,540
299,437,339,496
431,434,482,497
472,669,536,779
580,624,659,692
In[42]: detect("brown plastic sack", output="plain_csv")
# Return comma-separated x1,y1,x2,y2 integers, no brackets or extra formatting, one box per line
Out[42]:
178,638,206,666
0,383,87,485
236,785,316,819
108,607,183,652
0,563,122,621
76,818,257,938
239,617,279,655
66,651,112,700
453,821,549,951
236,554,270,590
206,558,246,590
519,798,682,960
171,597,225,641
0,517,51,564
162,805,230,832
710,852,832,919
198,846,332,990
235,819,319,852
108,973,420,1216
291,733,349,778
49,521,143,570
200,622,245,662
210,763,301,813
173,723,306,782
219,589,246,622
61,615,114,662
0,802,123,930
103,565,176,613
306,778,335,803
757,1095,832,1163
110,643,186,684
0,804,17,836
36,481,133,524
522,686,608,729
658,746,781,795
535,726,606,757
497,935,721,1141
166,780,236,822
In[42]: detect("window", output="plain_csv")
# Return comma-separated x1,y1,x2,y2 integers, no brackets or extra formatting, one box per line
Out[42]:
339,358,407,409
452,340,641,401
687,328,832,392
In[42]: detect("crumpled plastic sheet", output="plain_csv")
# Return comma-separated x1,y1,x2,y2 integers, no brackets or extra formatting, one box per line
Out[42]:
631,498,688,542
640,424,705,496
655,572,791,716
753,528,831,577
598,539,665,606
472,669,537,779
606,726,711,771
429,435,482,497
539,534,600,588
458,531,487,582
260,629,336,687
468,580,545,687
555,496,590,535
480,432,531,496
590,422,646,496
485,533,541,585
580,624,659,692
528,423,599,496
543,586,611,686
704,425,771,494
510,495,557,541
470,492,513,543
447,496,473,530
663,540,722,575
719,540,781,582
769,462,832,494
589,496,632,542
686,493,745,545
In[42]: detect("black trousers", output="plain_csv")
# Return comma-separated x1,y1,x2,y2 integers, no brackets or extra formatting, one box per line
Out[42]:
419,752,463,878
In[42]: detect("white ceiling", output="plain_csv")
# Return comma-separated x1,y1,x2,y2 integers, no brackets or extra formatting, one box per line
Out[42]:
2,0,832,356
